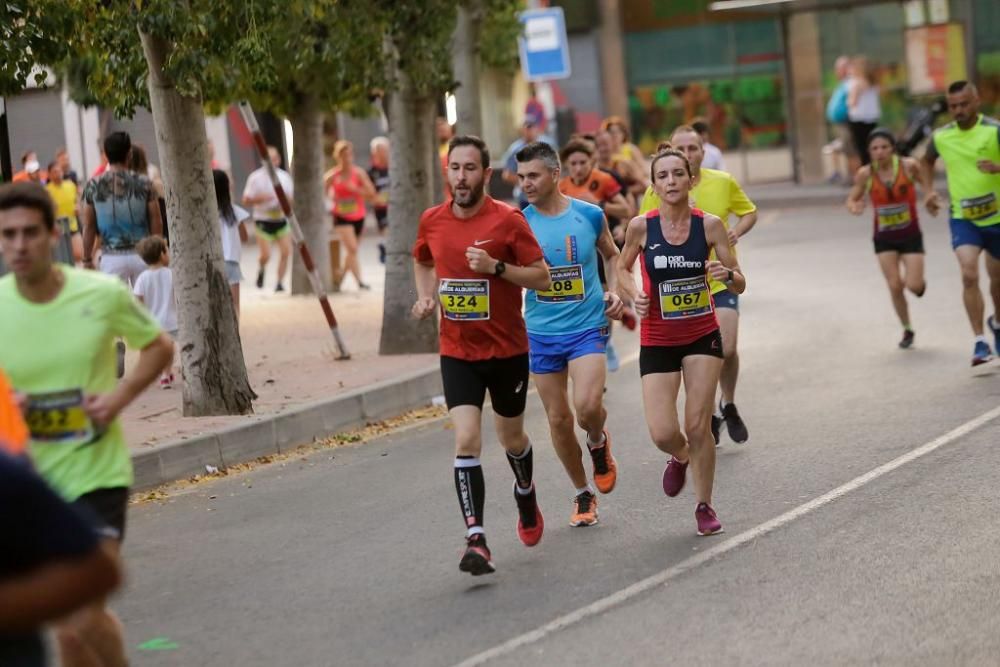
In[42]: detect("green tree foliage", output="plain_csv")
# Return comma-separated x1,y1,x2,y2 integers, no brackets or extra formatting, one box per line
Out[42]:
480,0,524,73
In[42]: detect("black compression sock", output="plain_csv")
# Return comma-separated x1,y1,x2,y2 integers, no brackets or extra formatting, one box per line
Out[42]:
454,456,485,533
506,443,534,491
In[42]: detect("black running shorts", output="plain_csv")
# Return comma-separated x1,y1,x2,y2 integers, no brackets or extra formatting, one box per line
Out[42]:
639,329,724,376
72,486,130,541
873,233,924,255
440,353,529,418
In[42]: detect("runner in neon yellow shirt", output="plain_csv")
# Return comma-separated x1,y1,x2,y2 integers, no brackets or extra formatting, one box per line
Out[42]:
639,126,757,445
0,181,173,667
922,80,1000,366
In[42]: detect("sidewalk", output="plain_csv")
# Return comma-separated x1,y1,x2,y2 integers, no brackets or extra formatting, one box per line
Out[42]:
123,225,440,488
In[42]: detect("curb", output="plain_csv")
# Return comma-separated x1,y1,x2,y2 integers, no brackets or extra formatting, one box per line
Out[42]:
131,366,442,491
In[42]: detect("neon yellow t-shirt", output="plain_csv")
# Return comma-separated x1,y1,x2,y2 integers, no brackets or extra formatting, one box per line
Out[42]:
640,167,756,294
46,180,80,233
0,266,161,500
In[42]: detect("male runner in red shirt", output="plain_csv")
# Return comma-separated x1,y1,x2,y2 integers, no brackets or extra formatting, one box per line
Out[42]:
412,135,551,576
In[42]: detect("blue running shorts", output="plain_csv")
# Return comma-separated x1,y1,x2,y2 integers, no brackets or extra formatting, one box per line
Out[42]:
711,290,740,312
528,327,609,375
950,218,1000,259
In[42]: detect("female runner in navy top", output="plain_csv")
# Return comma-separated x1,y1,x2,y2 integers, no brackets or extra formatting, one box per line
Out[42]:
616,146,746,536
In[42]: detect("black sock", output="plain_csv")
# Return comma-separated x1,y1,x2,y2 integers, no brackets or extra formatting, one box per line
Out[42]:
454,456,485,535
506,443,533,491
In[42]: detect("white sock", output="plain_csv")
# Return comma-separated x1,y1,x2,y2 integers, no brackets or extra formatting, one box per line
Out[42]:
515,482,533,495
576,485,595,496
586,432,606,449
466,526,485,538
975,335,989,345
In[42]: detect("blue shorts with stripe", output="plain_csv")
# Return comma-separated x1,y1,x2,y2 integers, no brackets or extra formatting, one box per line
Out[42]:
528,327,609,375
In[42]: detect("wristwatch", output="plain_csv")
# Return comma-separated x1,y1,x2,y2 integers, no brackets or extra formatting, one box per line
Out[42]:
494,260,506,277
726,269,734,284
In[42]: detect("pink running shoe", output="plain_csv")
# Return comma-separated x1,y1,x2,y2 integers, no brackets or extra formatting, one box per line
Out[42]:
695,502,724,536
662,457,688,497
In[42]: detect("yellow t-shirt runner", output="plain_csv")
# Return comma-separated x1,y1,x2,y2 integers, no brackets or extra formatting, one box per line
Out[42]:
0,266,161,501
640,167,756,295
46,180,80,233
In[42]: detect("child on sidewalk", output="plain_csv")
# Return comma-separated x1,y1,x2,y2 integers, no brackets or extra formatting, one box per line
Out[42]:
134,235,178,388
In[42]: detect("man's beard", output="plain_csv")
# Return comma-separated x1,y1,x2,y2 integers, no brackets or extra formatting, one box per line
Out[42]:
454,181,485,208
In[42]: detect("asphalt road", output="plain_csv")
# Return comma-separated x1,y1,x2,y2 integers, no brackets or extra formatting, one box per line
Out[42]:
116,205,1000,666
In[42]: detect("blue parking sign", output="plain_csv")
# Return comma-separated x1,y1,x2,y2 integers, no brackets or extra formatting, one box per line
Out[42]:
518,8,571,82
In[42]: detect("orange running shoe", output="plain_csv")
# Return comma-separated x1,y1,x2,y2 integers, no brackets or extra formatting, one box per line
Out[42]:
589,429,617,494
570,490,598,527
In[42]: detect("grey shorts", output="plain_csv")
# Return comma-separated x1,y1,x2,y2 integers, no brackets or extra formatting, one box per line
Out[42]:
100,251,146,287
225,260,242,285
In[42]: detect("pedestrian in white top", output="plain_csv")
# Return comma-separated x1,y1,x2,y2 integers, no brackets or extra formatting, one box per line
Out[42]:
242,145,293,292
847,56,882,166
133,235,178,388
692,119,726,172
214,169,250,320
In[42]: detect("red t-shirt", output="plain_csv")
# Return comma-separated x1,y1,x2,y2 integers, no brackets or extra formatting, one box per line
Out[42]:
413,197,544,361
559,170,621,205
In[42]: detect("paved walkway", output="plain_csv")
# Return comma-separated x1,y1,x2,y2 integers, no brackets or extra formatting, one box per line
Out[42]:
121,223,437,451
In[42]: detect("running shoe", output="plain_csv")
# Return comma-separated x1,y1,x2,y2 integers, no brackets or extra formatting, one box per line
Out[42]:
570,490,599,527
621,308,637,331
899,330,915,349
459,534,495,576
606,341,620,373
159,374,172,389
989,316,1000,359
711,413,722,446
972,340,994,367
589,429,617,494
378,242,386,264
662,456,688,497
256,269,265,289
721,402,749,444
513,483,544,547
695,502,724,536
275,283,285,293
359,282,372,291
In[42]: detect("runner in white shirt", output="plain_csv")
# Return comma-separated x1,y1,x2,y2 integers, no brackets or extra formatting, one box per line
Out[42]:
242,146,293,292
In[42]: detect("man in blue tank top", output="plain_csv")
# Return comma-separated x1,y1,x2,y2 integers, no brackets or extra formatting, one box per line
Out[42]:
515,141,625,527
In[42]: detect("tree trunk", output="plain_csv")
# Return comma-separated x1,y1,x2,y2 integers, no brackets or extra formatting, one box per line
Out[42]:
452,0,484,138
139,31,255,416
379,62,439,355
289,94,330,294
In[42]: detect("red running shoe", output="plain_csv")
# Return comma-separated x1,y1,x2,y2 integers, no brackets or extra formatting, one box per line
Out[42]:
513,483,544,547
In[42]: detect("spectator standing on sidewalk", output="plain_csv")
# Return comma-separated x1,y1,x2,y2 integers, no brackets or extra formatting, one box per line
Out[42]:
128,143,168,245
214,169,250,319
80,131,163,285
847,56,882,166
13,151,44,184
133,236,178,388
45,161,83,264
368,136,391,265
826,55,857,182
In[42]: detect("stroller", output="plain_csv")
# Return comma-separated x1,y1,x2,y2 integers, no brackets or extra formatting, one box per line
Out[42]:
896,97,948,156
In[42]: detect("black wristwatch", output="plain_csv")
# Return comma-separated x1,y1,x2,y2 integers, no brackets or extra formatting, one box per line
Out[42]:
494,260,506,277
726,269,734,284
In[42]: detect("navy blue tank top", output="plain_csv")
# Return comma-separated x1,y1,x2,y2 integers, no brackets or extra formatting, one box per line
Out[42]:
639,209,719,346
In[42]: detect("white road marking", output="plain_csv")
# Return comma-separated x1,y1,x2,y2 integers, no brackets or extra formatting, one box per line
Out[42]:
452,404,1000,667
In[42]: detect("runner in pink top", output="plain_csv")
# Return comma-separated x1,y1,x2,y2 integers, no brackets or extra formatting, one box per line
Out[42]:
326,140,376,290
